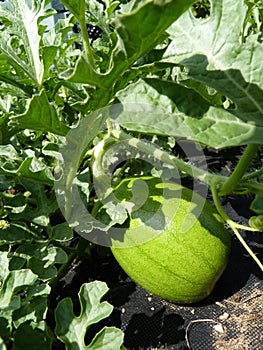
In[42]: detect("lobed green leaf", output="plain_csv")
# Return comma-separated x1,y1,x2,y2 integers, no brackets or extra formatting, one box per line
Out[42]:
14,243,68,281
0,269,38,311
55,281,124,350
10,90,69,136
0,222,40,245
0,143,56,187
113,0,263,148
161,0,263,144
63,0,196,113
0,0,54,86
12,284,50,327
115,78,263,148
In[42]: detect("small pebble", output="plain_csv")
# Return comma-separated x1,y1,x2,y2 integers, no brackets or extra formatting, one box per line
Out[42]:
121,308,126,314
219,312,229,320
213,324,224,334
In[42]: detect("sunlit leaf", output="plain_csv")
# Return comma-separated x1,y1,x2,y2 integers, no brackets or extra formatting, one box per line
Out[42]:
10,90,69,136
0,0,54,85
65,0,196,92
0,269,37,311
55,281,124,350
60,0,84,20
14,243,68,281
115,78,263,148
162,0,263,137
13,284,51,327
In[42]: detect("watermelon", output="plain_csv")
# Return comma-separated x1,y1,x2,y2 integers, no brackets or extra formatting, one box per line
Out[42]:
109,177,231,303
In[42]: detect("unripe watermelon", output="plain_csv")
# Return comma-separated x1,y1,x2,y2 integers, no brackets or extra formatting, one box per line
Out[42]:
110,177,231,304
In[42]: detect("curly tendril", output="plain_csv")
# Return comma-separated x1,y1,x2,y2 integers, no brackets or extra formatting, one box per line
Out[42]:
249,215,263,230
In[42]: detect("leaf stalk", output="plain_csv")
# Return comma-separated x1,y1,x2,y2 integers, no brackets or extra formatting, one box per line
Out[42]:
219,144,260,196
79,3,95,69
111,130,226,187
242,165,263,181
211,183,263,272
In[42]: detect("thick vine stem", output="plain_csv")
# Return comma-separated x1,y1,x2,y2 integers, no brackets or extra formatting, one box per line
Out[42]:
48,238,93,289
219,144,260,196
211,182,263,272
111,130,227,187
48,251,77,289
78,1,95,69
242,166,263,181
238,180,263,195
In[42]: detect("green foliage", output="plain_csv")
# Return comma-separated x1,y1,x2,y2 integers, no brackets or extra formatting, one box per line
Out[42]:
0,0,262,348
250,194,263,214
0,0,54,86
115,78,263,148
249,214,263,229
115,0,263,148
11,90,70,135
55,281,124,349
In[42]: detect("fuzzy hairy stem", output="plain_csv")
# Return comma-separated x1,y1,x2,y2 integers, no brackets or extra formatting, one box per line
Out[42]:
242,166,263,181
211,183,263,272
219,144,260,196
112,130,227,187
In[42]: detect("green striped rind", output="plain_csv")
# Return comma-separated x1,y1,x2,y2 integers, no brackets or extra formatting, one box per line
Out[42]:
111,177,231,303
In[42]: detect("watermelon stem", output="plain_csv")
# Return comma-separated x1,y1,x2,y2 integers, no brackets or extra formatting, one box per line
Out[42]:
110,130,262,196
218,144,260,196
241,166,263,181
211,183,263,272
78,2,95,68
111,130,226,186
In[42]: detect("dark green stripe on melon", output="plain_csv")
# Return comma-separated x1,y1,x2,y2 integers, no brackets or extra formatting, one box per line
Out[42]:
110,177,230,304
